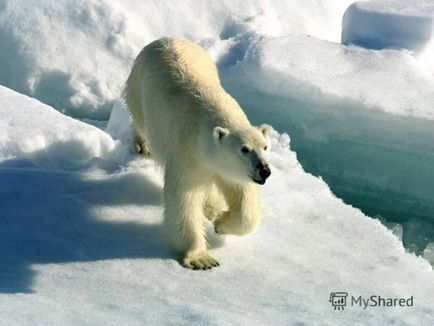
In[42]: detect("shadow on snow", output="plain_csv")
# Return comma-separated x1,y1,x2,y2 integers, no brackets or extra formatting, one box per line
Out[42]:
0,141,168,293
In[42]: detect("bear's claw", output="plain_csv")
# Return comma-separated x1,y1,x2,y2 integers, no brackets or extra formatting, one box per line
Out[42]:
183,251,219,270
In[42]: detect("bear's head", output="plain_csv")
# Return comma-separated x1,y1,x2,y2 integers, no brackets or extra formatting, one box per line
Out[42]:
206,124,271,185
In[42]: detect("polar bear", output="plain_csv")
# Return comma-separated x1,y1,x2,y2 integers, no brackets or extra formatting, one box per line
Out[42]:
124,38,271,270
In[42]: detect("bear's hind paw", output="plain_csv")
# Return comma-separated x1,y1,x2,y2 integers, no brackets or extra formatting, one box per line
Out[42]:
135,141,150,156
133,133,151,156
183,251,219,270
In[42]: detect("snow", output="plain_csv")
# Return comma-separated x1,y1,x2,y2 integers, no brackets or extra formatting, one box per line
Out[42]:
342,0,434,68
0,0,357,119
1,0,432,120
0,85,434,324
0,85,116,167
343,1,434,51
224,34,434,120
105,100,132,143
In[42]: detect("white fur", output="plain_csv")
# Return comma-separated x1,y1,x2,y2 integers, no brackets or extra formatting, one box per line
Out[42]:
124,38,270,269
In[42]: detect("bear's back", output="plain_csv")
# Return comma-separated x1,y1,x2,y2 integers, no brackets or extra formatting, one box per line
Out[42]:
140,38,221,94
170,38,221,89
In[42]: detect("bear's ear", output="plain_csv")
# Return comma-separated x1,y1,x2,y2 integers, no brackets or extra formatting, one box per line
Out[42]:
213,126,229,143
258,124,271,137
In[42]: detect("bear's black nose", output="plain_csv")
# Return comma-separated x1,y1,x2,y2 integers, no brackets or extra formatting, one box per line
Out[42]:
257,163,271,180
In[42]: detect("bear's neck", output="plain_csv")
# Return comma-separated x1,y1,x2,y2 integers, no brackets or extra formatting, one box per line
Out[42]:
206,91,250,129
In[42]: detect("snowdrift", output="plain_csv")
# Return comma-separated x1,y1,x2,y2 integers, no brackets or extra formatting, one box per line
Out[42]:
1,0,432,120
343,0,434,60
0,86,116,167
224,34,434,120
0,0,356,119
0,86,433,324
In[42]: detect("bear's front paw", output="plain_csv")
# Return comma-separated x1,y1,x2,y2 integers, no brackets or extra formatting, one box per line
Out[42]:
214,212,232,234
183,250,219,270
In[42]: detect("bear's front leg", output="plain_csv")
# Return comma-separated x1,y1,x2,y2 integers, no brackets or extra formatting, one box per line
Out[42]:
163,165,219,270
214,181,261,236
203,182,227,220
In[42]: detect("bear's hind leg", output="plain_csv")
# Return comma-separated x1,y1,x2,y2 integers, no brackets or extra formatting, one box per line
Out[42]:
131,130,150,156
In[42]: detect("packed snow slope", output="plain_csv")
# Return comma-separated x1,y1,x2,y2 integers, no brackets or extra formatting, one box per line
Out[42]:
224,34,434,121
0,0,356,119
1,87,434,324
1,0,433,119
343,0,434,57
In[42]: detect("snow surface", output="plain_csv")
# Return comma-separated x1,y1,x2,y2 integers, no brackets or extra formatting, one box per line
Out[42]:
223,34,434,121
0,86,116,167
1,86,434,324
0,0,356,119
1,0,432,122
343,0,434,56
361,0,434,16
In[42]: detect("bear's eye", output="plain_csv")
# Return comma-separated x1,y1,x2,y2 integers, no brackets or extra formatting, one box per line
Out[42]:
264,146,268,151
241,146,250,154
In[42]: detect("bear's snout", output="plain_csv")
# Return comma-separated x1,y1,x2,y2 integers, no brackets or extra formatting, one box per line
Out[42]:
254,163,271,184
258,164,271,179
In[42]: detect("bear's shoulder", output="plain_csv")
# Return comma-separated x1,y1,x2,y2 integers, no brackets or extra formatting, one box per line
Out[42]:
159,38,220,87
